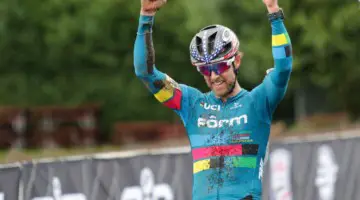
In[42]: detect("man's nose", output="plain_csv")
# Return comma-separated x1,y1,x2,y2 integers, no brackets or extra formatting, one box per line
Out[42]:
210,71,219,80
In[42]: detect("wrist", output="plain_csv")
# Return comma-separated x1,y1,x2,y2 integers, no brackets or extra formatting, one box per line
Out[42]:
140,9,156,16
267,5,280,13
267,7,284,22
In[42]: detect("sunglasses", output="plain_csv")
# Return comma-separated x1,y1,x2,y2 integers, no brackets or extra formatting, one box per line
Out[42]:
196,57,235,76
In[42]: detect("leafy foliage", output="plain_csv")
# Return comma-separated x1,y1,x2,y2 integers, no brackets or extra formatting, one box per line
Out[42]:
0,0,359,137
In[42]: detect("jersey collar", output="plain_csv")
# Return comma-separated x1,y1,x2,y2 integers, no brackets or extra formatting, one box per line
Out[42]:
210,88,247,104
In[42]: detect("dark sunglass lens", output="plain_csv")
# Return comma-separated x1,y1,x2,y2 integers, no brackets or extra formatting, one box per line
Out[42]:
199,67,211,76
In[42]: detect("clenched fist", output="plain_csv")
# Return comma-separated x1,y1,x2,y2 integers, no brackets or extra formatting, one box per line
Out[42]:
141,0,167,16
263,0,280,13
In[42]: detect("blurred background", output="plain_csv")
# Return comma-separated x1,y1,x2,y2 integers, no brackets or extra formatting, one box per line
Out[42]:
0,0,358,199
0,0,358,159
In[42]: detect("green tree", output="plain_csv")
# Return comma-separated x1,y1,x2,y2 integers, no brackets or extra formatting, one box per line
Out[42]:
0,0,359,141
218,0,360,119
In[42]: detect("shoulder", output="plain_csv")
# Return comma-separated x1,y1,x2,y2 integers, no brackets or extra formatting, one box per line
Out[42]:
179,84,206,103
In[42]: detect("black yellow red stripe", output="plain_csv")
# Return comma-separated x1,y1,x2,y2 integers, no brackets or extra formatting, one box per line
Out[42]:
153,75,182,110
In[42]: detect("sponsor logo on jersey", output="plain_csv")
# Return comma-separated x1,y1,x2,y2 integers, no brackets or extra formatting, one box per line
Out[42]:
200,102,220,111
230,102,243,110
197,115,248,128
259,158,264,181
230,133,253,143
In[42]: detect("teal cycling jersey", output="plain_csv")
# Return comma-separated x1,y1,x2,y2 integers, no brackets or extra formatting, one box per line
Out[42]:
133,15,292,200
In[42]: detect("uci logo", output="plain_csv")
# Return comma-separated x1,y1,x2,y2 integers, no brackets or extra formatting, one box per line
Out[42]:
200,102,220,111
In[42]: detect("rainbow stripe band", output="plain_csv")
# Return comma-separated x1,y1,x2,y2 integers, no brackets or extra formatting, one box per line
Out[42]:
193,156,257,174
192,144,259,161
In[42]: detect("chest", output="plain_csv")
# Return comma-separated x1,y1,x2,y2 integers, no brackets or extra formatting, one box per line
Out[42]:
188,98,259,146
195,100,255,130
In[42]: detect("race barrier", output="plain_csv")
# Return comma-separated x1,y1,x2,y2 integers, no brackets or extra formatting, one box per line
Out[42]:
0,129,360,200
264,129,360,200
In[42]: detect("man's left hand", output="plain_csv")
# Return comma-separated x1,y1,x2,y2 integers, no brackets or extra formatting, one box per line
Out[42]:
262,0,280,13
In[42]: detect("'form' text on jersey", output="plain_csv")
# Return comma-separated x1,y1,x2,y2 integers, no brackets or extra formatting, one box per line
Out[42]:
133,14,292,200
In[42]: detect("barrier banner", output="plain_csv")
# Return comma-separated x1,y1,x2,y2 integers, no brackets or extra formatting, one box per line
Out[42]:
0,166,21,200
267,137,360,200
91,153,193,200
1,133,360,200
21,159,94,200
19,153,193,200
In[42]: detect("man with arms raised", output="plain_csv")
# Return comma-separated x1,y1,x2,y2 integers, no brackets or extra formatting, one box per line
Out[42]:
133,0,293,199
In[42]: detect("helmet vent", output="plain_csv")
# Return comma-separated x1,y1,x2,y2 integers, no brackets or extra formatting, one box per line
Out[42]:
195,36,203,55
208,33,217,54
218,42,232,57
224,42,232,51
201,25,217,31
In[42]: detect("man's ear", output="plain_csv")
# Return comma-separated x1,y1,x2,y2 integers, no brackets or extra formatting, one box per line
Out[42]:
234,52,243,69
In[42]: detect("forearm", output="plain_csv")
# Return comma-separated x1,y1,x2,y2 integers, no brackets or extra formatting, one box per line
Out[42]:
134,15,166,93
133,15,182,110
269,12,293,87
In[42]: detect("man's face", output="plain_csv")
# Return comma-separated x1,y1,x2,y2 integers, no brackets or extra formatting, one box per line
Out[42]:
203,54,241,97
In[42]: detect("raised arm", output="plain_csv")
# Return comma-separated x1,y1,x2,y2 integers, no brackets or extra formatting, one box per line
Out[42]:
267,4,292,90
250,1,293,122
133,0,183,110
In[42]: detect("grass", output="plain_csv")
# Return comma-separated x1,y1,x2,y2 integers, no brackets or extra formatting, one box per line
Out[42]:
0,145,123,164
0,138,191,164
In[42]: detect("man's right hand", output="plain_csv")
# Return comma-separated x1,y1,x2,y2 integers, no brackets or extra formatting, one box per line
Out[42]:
141,0,167,16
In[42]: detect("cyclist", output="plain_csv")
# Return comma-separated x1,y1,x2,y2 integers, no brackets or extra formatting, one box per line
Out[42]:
133,0,293,199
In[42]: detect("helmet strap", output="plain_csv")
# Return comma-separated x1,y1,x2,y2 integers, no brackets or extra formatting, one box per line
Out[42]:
224,64,238,97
